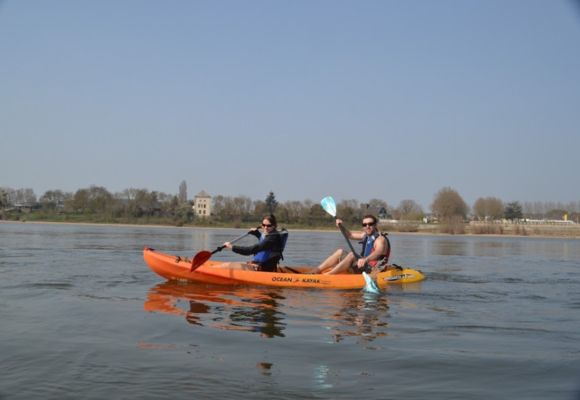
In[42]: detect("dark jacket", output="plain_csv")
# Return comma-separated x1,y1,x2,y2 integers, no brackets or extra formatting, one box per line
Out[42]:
232,229,284,272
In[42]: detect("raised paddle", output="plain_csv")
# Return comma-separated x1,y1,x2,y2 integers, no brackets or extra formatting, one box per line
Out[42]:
190,226,260,271
320,196,361,258
320,196,381,293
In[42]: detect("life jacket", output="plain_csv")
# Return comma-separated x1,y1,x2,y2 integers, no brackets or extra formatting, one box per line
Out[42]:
360,231,391,265
252,228,288,264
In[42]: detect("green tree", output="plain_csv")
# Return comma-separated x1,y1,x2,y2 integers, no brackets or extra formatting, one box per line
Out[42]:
367,198,388,210
308,203,327,225
40,190,70,211
86,186,114,214
265,191,278,214
178,180,187,204
337,199,360,224
67,189,90,213
504,201,523,221
0,188,9,209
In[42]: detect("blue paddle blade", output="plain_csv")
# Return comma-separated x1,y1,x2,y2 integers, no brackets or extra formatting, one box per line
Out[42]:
362,272,381,294
320,196,337,217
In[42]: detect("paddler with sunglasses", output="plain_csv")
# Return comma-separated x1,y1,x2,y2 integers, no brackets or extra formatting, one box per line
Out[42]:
220,214,286,272
315,214,390,275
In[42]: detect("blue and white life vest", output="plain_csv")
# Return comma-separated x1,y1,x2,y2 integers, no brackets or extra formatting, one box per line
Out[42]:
360,232,391,264
252,229,288,264
362,234,377,257
252,233,270,264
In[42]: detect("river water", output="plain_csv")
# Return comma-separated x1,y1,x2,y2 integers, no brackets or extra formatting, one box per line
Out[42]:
1,222,579,399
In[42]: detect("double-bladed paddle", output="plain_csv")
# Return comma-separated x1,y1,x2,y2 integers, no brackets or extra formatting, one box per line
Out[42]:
320,196,381,293
190,226,260,271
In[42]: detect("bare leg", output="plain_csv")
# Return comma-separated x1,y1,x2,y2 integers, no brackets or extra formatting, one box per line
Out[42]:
314,249,344,273
324,252,356,275
212,262,255,270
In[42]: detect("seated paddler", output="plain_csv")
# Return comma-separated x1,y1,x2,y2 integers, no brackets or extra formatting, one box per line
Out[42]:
314,214,390,275
219,214,287,272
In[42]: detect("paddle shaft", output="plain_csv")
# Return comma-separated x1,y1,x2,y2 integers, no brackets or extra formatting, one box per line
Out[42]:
211,232,248,254
211,225,261,254
337,223,362,259
191,226,261,271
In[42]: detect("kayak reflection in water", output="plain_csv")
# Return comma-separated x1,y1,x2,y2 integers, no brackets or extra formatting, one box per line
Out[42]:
329,291,390,343
218,214,287,272
227,291,286,338
144,282,286,338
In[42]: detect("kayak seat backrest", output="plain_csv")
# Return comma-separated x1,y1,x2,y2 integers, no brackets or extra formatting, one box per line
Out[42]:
279,228,289,260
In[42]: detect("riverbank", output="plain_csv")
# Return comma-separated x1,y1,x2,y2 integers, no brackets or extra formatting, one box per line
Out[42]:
2,219,579,239
384,221,580,239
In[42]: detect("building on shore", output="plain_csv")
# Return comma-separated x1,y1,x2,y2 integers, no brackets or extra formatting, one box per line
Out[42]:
193,190,211,218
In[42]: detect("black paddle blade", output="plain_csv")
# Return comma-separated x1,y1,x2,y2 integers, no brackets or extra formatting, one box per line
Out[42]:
190,251,212,271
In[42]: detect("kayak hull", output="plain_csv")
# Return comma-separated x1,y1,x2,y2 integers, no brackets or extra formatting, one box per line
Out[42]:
143,247,425,289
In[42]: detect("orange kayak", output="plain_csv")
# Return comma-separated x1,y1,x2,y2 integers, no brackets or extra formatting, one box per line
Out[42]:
143,247,425,289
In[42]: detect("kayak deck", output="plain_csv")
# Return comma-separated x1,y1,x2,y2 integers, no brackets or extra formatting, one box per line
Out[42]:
143,247,425,289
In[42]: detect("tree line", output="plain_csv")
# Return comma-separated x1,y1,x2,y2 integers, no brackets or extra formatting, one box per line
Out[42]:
1,184,579,226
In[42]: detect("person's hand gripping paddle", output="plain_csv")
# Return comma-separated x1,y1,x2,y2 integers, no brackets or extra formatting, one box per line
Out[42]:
190,226,260,271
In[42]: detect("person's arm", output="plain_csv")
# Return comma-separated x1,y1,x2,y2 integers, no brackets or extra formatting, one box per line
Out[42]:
336,219,364,240
223,228,261,252
232,234,275,256
248,229,261,239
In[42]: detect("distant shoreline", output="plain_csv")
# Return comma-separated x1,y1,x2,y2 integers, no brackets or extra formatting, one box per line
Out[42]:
2,219,579,240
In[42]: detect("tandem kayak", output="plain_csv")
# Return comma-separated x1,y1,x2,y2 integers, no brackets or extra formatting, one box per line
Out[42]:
143,247,425,289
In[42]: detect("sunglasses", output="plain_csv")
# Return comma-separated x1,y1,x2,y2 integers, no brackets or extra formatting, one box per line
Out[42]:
262,223,273,228
362,222,375,227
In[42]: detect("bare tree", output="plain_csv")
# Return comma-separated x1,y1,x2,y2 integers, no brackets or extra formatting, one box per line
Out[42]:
252,200,268,220
9,188,37,204
281,200,307,223
397,199,424,221
211,195,253,221
233,196,253,217
431,187,469,220
473,197,503,221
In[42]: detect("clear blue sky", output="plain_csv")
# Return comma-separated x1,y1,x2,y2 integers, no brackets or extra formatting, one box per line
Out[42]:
1,0,579,210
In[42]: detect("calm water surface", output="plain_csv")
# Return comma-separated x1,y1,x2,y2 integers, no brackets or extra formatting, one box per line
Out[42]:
1,222,579,399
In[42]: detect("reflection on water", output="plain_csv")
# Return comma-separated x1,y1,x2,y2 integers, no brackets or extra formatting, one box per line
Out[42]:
256,362,273,376
327,292,389,344
4,223,580,399
145,282,287,338
144,281,392,343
